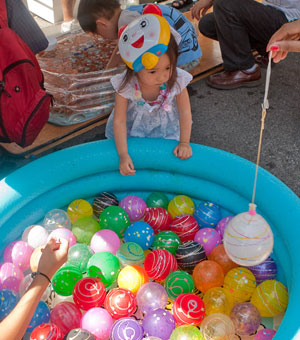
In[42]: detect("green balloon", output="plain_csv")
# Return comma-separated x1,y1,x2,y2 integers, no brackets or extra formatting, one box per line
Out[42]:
116,242,145,266
170,325,205,340
99,206,130,238
67,243,94,272
52,264,83,296
146,192,169,210
164,270,195,301
72,216,100,244
152,230,181,254
87,251,120,287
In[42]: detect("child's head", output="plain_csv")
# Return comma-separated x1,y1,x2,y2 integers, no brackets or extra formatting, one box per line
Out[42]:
77,0,121,39
120,34,179,91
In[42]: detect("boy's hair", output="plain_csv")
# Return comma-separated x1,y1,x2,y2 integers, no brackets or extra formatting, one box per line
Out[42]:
119,34,179,92
77,0,120,33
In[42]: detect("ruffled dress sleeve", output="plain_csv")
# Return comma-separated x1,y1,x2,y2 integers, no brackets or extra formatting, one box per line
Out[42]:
172,67,193,95
110,70,133,100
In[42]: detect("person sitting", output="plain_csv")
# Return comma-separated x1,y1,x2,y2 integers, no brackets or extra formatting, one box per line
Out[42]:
191,0,300,89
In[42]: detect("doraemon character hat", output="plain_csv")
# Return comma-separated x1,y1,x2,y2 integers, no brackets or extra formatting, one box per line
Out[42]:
118,4,171,72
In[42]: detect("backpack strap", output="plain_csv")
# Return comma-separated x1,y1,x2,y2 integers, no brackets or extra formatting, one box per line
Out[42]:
0,0,8,29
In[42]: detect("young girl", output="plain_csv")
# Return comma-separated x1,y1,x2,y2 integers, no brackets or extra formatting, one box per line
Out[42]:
105,10,193,176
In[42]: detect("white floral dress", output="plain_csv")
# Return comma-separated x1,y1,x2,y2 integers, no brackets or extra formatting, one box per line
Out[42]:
105,67,193,141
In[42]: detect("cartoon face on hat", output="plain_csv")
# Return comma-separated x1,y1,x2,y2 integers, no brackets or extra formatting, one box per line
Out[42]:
118,5,171,72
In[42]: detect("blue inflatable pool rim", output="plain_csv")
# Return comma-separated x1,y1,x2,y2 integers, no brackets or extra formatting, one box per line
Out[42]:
0,138,300,339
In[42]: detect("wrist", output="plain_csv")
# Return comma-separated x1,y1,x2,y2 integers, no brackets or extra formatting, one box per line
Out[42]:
31,271,52,284
179,141,190,144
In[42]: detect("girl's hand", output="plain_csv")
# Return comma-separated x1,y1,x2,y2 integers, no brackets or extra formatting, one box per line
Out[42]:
173,142,193,160
119,154,136,176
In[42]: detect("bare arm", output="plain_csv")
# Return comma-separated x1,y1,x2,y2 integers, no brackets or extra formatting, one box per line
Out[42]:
267,20,300,63
191,0,213,21
113,92,136,176
173,87,193,160
0,238,68,340
106,45,123,70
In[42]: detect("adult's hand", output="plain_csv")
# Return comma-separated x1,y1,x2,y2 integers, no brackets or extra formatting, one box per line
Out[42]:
191,0,213,21
267,20,300,63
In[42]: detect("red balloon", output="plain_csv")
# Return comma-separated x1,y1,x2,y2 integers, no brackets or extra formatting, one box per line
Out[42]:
169,215,199,242
144,207,172,234
172,293,205,326
30,323,63,340
104,288,137,319
50,302,81,336
73,277,106,311
144,249,178,281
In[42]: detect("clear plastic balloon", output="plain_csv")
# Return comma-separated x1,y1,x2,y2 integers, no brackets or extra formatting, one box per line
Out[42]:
23,225,49,249
136,282,168,314
223,204,273,266
230,302,261,336
200,313,235,340
43,209,72,232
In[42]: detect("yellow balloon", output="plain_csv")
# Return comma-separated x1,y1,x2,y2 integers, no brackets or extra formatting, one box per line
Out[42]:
250,279,288,317
117,265,149,295
67,199,93,223
203,287,234,316
168,195,195,219
223,267,256,303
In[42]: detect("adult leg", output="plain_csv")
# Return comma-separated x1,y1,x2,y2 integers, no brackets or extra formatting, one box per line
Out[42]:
201,0,288,89
201,0,288,70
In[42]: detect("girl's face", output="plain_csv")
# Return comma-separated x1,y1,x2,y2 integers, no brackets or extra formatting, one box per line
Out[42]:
137,53,171,87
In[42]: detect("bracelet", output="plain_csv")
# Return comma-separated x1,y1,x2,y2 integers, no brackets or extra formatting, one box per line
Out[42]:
31,271,51,284
179,142,190,145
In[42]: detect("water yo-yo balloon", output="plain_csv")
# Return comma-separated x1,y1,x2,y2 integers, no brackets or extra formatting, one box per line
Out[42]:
230,302,261,336
223,203,274,266
170,325,205,340
136,282,168,314
168,195,195,218
200,313,235,340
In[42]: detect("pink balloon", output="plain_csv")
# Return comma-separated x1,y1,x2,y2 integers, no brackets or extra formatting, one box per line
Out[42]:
50,302,81,336
48,228,76,248
0,262,24,291
194,227,221,256
81,307,113,340
90,229,121,254
4,241,33,271
216,216,233,240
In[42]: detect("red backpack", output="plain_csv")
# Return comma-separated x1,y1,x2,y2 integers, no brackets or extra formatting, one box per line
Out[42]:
0,0,52,147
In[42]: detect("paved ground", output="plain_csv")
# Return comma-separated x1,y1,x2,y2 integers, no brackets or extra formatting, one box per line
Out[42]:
1,12,299,198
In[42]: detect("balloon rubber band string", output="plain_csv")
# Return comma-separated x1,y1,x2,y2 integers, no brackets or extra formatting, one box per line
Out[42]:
251,51,273,205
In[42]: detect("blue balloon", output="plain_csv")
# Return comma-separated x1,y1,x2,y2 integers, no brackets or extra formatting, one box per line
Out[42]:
194,201,222,228
27,301,50,332
0,289,19,321
124,221,155,250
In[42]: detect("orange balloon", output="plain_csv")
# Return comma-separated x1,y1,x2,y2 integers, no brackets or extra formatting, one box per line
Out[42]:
192,260,224,293
30,246,44,272
209,244,239,275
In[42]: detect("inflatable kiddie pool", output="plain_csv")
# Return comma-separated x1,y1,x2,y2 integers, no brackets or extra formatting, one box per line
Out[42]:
0,138,300,339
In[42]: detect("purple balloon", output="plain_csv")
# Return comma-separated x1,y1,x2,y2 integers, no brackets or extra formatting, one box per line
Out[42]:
110,318,144,340
247,257,277,284
230,302,261,336
142,308,175,340
120,195,147,222
216,216,233,239
136,282,168,314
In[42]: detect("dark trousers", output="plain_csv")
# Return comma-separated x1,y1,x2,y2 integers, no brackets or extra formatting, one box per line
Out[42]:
198,0,288,70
